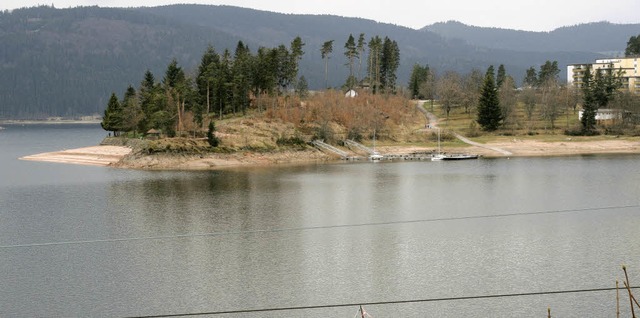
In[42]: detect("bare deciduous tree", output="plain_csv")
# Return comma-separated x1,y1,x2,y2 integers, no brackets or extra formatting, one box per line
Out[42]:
539,78,562,132
499,76,518,132
520,87,537,132
437,71,462,119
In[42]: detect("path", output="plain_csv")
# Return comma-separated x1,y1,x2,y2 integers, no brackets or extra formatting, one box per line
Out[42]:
415,100,513,156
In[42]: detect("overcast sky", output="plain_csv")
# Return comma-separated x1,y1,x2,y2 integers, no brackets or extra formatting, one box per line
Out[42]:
2,0,639,31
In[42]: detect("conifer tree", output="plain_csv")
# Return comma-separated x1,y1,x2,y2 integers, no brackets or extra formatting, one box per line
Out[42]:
232,41,252,115
196,46,221,126
380,37,400,94
408,64,430,99
344,34,357,78
368,36,382,93
356,33,366,82
139,69,158,127
580,65,597,134
207,121,220,147
538,60,559,86
121,85,143,134
625,34,640,56
321,40,334,89
477,65,502,131
101,92,123,136
523,67,538,88
496,64,506,88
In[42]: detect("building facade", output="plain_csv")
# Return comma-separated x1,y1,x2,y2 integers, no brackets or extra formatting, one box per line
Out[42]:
567,57,640,94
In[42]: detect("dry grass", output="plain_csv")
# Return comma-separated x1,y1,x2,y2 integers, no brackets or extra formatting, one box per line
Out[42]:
259,90,427,145
146,90,639,155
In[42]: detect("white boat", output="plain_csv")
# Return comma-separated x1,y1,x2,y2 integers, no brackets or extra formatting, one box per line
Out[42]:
369,151,384,160
439,153,479,160
369,129,384,160
431,128,444,161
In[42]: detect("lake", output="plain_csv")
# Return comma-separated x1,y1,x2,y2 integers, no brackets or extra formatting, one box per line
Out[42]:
1,124,639,317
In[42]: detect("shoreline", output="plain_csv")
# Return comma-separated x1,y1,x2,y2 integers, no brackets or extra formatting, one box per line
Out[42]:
19,138,640,169
20,146,132,167
0,119,101,125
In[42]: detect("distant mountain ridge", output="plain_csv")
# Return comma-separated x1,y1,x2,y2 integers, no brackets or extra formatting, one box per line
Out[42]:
422,20,639,54
0,5,620,118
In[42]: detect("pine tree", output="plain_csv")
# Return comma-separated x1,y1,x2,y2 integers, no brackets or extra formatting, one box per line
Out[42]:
380,37,399,94
196,46,221,126
523,67,538,88
581,63,623,134
101,92,123,136
625,34,640,56
320,40,334,88
232,41,252,116
356,33,366,82
368,36,382,94
289,36,305,77
538,60,559,86
408,64,430,99
477,66,503,131
580,65,597,134
344,34,357,79
207,121,220,147
121,85,142,134
496,64,506,88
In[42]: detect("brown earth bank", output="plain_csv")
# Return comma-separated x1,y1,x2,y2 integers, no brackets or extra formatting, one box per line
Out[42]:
20,138,640,170
464,138,640,157
114,148,335,170
373,138,640,159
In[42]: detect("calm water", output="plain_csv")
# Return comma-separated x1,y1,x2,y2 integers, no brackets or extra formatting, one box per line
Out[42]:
1,124,640,317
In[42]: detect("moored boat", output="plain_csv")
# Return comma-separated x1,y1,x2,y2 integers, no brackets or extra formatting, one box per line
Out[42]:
431,128,478,161
440,153,479,160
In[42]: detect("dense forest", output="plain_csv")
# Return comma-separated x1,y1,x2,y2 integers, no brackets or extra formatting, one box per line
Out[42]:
0,5,627,119
423,20,640,53
101,34,401,138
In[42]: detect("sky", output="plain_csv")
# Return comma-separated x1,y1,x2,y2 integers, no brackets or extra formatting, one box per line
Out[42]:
2,0,639,32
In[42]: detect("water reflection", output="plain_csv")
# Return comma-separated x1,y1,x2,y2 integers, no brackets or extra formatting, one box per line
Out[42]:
3,126,640,317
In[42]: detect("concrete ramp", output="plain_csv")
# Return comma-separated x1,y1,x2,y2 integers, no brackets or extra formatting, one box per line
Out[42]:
344,139,375,155
311,140,350,158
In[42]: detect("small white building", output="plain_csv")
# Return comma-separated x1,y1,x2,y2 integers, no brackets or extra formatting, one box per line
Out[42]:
578,108,629,121
345,89,358,98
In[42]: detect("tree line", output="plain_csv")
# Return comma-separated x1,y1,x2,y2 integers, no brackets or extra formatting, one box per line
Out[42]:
409,59,639,135
101,37,305,137
102,33,401,137
321,33,400,94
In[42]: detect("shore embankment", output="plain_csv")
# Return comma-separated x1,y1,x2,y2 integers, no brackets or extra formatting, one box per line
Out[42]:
19,137,640,170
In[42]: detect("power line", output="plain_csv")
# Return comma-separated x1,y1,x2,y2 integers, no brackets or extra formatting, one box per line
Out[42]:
1,204,638,249
125,286,640,318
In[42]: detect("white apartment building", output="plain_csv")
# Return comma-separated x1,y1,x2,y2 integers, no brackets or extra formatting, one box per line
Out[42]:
567,57,639,93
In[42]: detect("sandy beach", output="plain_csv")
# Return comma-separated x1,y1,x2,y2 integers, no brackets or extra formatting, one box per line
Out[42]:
19,138,640,169
20,146,132,166
465,138,640,157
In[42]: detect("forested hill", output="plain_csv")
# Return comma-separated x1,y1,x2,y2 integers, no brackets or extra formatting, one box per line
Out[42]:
423,21,640,54
0,5,242,119
1,5,603,119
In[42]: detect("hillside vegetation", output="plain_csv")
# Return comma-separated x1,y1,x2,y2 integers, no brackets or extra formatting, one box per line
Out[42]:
423,20,640,53
0,4,615,119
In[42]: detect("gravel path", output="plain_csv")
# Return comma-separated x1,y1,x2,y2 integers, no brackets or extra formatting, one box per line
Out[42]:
415,100,513,156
